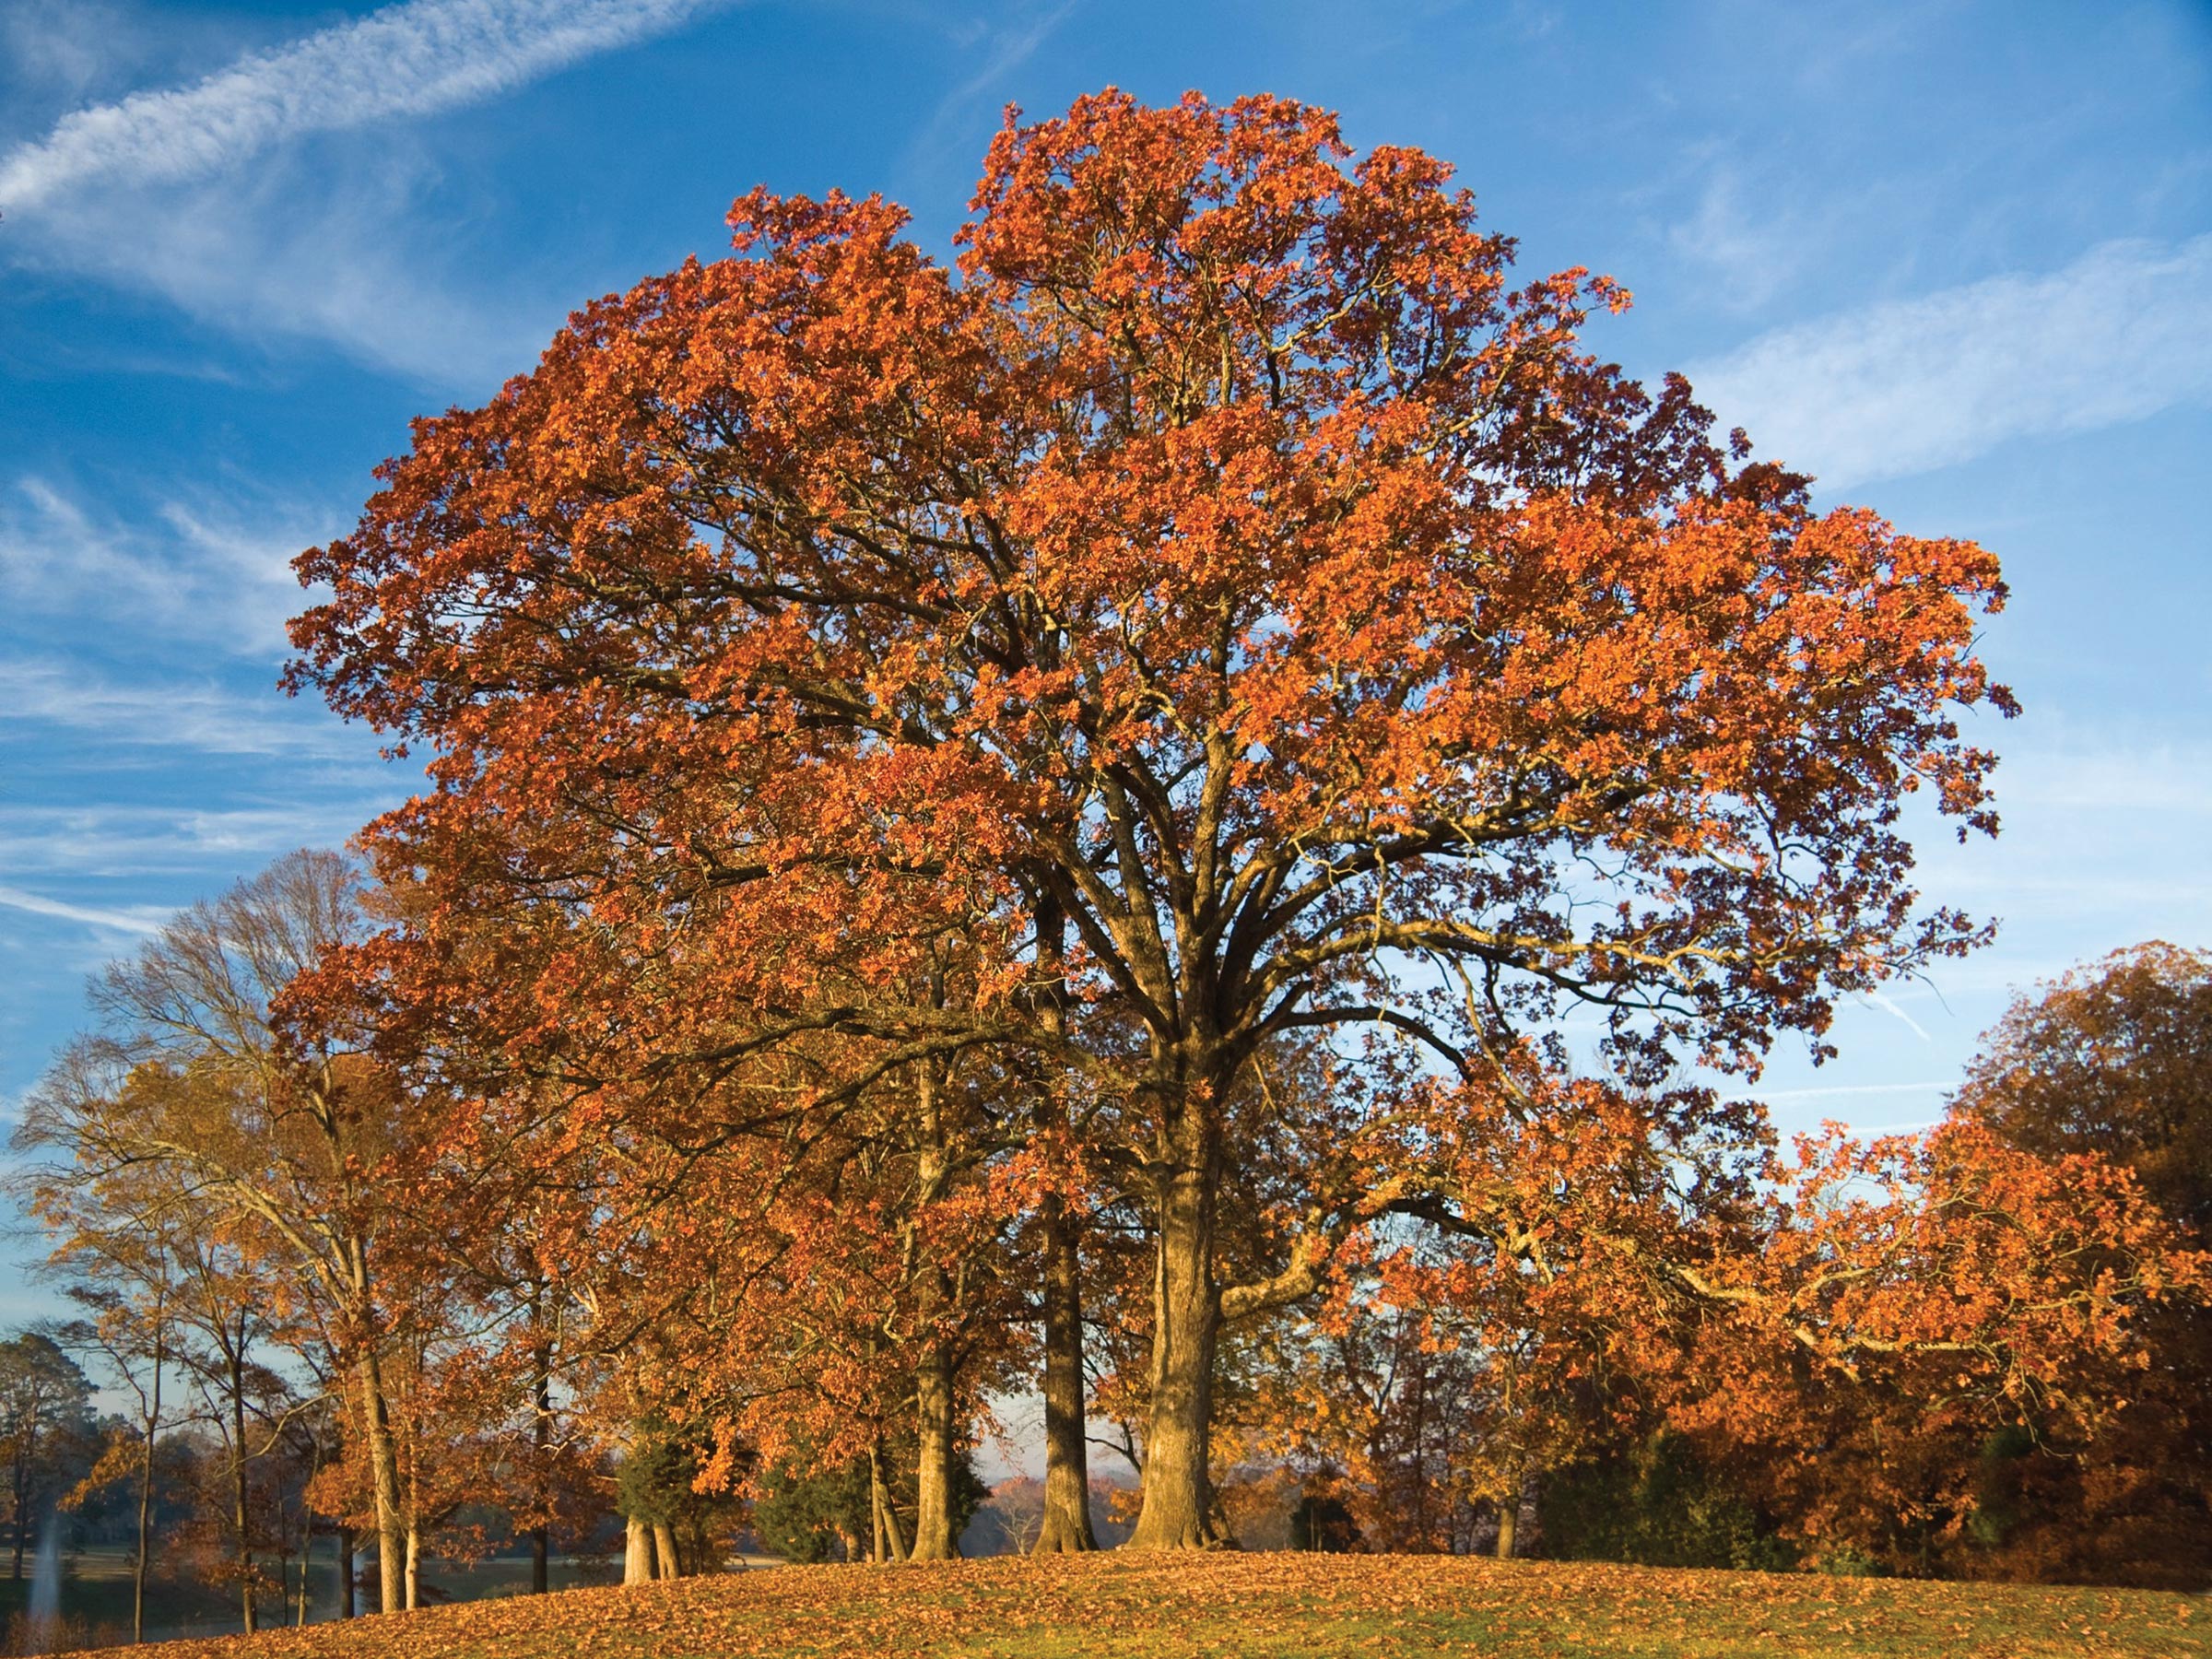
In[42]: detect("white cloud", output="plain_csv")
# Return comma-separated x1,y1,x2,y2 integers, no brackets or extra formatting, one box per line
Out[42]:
897,2,1072,188
0,476,330,659
0,660,372,759
1665,170,1805,312
1755,1081,1951,1103
0,0,736,383
0,0,725,213
1688,235,2212,488
0,804,393,877
0,882,169,935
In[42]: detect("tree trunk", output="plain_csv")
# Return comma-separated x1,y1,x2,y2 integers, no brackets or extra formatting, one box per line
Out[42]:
404,1521,420,1610
297,1519,312,1625
230,1343,256,1633
1494,1455,1524,1559
531,1335,552,1593
653,1520,682,1580
911,1341,961,1560
868,1443,908,1562
623,1514,653,1585
355,1354,406,1615
338,1526,356,1618
135,1328,160,1644
1126,1100,1223,1550
1034,1194,1097,1553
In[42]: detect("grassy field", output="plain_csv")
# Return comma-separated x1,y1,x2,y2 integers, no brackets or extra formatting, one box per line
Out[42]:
46,1553,2204,1658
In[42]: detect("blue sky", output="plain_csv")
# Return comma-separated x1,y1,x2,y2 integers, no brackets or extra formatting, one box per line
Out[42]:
2,0,2208,1269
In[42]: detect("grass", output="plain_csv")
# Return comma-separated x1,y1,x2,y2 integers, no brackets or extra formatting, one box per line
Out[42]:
42,1552,2204,1658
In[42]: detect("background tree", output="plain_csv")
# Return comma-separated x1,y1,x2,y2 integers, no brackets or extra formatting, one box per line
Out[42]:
55,1277,173,1641
1946,942,2212,1585
14,850,438,1612
0,1333,97,1583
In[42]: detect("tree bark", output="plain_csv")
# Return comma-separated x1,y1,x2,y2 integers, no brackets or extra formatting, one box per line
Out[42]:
404,1521,420,1611
1126,1095,1224,1550
623,1514,653,1585
229,1339,256,1633
354,1354,406,1615
530,1327,552,1593
1033,1194,1097,1553
1494,1453,1524,1559
1030,892,1098,1555
868,1442,909,1562
653,1519,682,1580
911,1341,961,1559
134,1323,161,1643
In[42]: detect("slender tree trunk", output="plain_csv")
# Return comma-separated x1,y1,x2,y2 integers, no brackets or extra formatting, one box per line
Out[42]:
404,1522,420,1611
1030,896,1098,1555
297,1519,312,1625
135,1325,161,1644
653,1520,681,1580
1126,1094,1223,1550
531,1341,552,1594
11,1443,29,1583
354,1354,406,1615
1034,1194,1098,1553
338,1526,356,1618
905,1055,963,1562
911,1341,961,1559
868,1443,909,1562
230,1342,257,1633
623,1515,653,1585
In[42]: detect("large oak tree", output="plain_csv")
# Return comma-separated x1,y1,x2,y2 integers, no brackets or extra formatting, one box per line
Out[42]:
292,90,2017,1547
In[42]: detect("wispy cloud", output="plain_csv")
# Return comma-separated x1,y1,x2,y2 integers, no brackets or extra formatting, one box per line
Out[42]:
1688,235,2212,488
0,476,329,659
897,2,1072,192
1755,1082,1951,1103
0,660,373,760
0,0,736,383
0,804,395,878
0,0,727,213
1665,169,1806,312
0,882,170,935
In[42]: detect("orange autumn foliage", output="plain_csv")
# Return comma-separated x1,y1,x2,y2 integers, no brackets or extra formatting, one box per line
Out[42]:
288,88,2179,1559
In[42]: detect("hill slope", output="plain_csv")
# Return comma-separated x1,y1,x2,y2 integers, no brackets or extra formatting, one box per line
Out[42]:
75,1554,2203,1659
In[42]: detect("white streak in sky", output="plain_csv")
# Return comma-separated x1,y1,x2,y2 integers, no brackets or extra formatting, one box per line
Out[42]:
0,882,169,935
1689,235,2212,488
0,0,727,212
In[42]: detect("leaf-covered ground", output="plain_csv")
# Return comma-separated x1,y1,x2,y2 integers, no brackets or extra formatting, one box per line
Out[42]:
85,1554,2205,1659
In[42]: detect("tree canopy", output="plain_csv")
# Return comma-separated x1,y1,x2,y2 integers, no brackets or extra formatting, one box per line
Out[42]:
284,88,2049,1550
